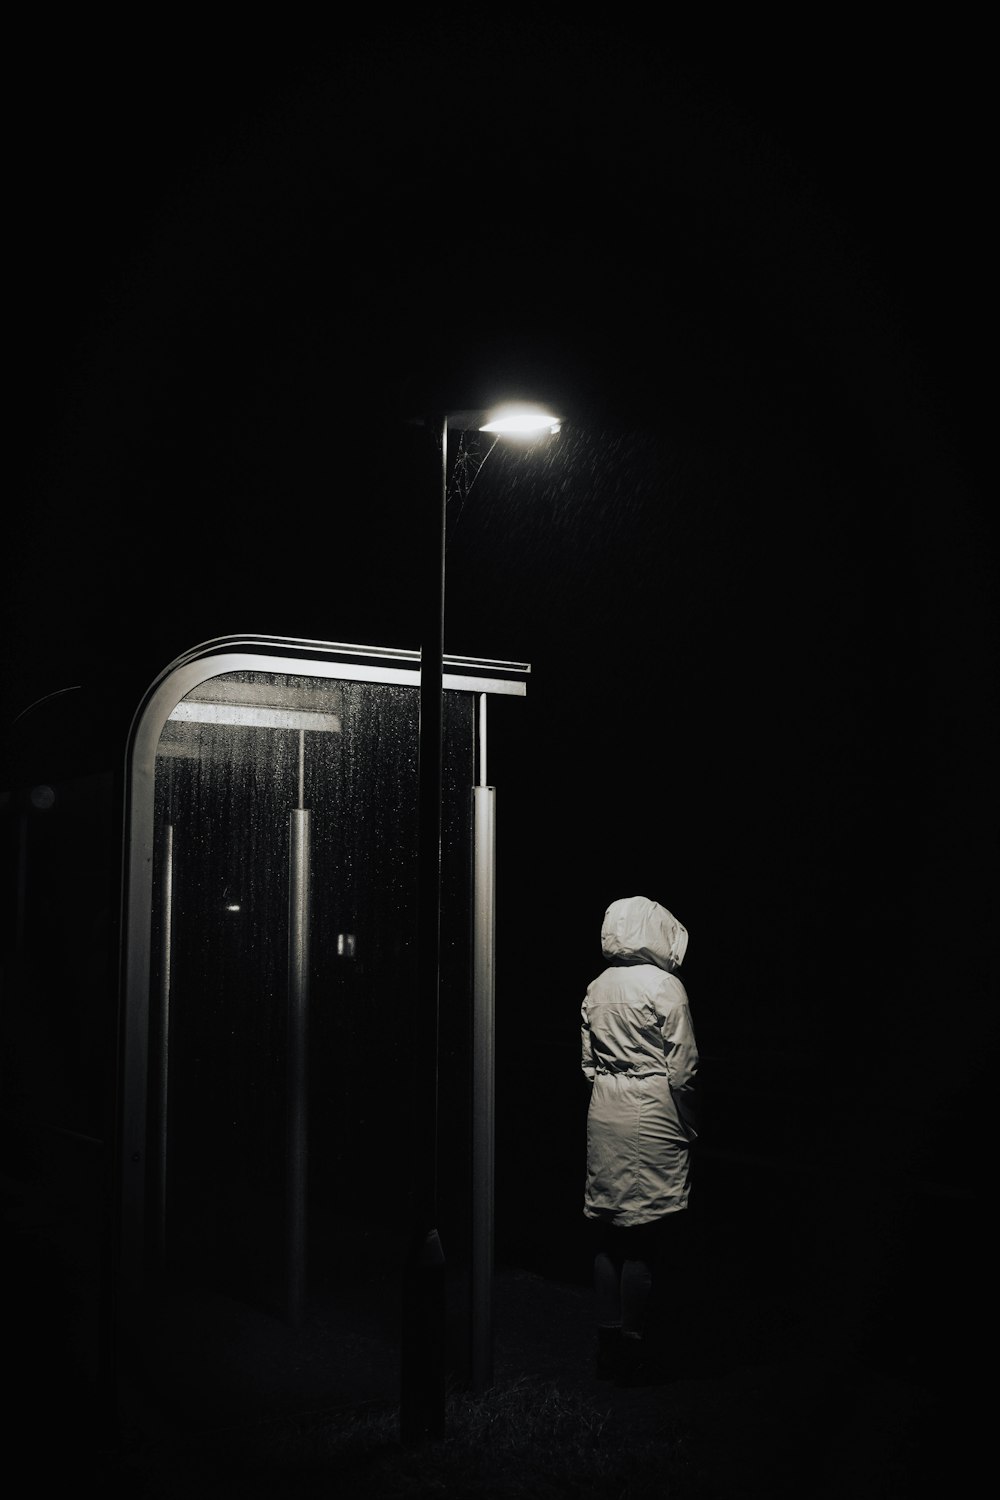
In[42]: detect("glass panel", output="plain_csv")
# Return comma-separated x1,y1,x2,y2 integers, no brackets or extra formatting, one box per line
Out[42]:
148,670,475,1354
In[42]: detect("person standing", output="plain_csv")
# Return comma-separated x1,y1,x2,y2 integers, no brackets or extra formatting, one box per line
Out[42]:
581,896,698,1384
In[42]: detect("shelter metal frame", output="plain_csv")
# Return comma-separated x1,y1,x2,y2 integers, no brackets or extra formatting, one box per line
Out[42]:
118,633,528,1398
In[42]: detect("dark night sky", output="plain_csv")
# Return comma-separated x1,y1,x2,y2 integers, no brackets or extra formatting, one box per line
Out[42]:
4,18,997,1385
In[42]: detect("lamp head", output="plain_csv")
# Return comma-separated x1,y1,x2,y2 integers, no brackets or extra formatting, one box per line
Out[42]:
444,403,562,436
479,403,562,437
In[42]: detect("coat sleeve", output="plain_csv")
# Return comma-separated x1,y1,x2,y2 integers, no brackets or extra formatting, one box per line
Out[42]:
660,982,698,1139
581,995,596,1081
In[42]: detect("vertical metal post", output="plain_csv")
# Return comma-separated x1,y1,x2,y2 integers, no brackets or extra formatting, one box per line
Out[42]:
152,820,174,1280
287,790,311,1329
472,778,496,1392
478,691,488,789
401,414,448,1445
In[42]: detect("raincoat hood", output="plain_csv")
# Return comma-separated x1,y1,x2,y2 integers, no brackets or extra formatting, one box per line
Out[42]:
600,896,688,972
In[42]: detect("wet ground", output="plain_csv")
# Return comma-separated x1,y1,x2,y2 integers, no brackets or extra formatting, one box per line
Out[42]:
2,1164,985,1498
96,1259,977,1497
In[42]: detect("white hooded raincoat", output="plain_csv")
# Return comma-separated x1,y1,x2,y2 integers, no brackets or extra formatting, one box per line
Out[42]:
582,897,698,1227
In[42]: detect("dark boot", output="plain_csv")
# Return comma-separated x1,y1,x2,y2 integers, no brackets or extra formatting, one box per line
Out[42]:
595,1325,623,1380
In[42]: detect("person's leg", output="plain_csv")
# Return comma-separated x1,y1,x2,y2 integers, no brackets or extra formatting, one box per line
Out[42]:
594,1250,621,1327
616,1220,666,1384
590,1220,624,1377
619,1214,696,1383
620,1252,653,1337
620,1220,658,1336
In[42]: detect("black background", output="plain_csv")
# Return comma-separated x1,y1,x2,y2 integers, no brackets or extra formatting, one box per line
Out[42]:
3,14,997,1474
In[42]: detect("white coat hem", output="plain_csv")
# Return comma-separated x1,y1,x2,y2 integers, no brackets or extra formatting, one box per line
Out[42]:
583,1203,688,1227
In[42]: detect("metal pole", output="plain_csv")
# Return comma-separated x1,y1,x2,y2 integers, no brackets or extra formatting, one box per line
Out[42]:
153,820,174,1282
287,791,311,1329
400,414,448,1444
471,779,496,1392
478,691,488,788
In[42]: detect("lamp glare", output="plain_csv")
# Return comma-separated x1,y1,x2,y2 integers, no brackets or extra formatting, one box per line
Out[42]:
479,407,562,436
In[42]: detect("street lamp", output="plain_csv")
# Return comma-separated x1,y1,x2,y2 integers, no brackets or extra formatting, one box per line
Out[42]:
400,402,561,1446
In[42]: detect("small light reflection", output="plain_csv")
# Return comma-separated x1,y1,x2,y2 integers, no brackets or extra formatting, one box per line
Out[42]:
225,903,241,913
337,933,357,958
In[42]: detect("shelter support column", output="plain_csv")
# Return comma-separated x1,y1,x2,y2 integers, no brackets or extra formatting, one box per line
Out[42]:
286,802,311,1328
471,780,496,1392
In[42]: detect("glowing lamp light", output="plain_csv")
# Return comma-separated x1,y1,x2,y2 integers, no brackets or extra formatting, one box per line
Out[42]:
479,405,562,436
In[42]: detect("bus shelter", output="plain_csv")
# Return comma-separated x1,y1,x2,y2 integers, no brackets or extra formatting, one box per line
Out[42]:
117,634,527,1422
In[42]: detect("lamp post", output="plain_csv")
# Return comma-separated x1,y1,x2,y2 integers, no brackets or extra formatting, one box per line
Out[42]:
399,403,561,1446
